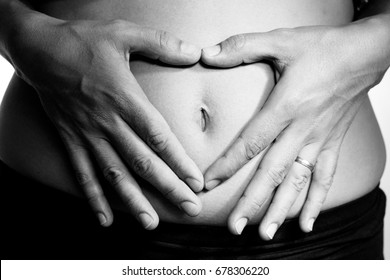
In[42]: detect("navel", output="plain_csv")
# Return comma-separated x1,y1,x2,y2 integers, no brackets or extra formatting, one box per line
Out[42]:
200,107,209,132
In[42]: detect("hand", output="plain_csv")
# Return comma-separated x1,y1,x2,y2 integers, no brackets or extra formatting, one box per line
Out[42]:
9,15,204,228
201,16,390,239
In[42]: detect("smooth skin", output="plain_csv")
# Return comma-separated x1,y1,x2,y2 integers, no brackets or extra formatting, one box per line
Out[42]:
202,9,390,239
0,0,205,229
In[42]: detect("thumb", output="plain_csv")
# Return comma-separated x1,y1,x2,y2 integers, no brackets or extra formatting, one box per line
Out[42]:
201,31,288,68
129,27,201,65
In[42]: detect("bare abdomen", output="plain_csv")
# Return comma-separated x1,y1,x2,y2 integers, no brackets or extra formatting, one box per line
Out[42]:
0,0,385,225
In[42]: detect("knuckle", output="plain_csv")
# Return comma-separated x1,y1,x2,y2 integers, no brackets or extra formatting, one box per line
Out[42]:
86,191,103,205
132,156,154,179
273,28,297,62
75,171,91,186
265,165,288,187
147,130,169,154
155,30,172,51
75,175,104,203
277,204,290,217
108,19,127,29
240,135,266,161
275,28,291,36
103,166,125,187
122,195,142,211
162,186,177,200
290,172,310,192
242,194,263,216
315,163,335,191
280,100,297,120
307,197,325,209
275,28,295,44
269,201,289,218
225,34,246,51
105,19,129,39
88,111,112,129
319,174,334,191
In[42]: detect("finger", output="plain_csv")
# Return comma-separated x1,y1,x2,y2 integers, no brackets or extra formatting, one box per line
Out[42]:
299,143,340,233
62,135,114,227
202,31,290,68
297,100,362,232
89,137,159,230
117,80,204,192
227,131,302,235
258,145,319,240
128,27,201,64
203,83,290,190
103,119,202,217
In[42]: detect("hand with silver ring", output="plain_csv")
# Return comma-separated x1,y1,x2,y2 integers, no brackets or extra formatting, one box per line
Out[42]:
295,157,315,173
201,16,390,239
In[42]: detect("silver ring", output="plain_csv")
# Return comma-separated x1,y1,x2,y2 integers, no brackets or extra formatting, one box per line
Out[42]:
295,156,315,173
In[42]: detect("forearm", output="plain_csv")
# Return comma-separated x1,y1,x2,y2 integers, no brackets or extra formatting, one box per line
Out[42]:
0,0,58,66
353,1,390,82
354,0,390,44
0,0,31,62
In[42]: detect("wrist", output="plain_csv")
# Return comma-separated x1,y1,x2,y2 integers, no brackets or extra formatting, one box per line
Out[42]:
342,13,390,73
0,1,63,66
0,1,32,61
320,14,390,98
361,14,390,69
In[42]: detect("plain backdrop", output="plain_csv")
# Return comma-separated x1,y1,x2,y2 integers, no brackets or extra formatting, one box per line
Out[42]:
0,56,389,259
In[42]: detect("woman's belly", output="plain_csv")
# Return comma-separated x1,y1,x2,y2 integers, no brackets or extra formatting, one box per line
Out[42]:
0,0,386,225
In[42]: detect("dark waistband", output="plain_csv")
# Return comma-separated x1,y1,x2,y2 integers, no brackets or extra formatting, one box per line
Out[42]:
146,183,384,246
1,159,386,259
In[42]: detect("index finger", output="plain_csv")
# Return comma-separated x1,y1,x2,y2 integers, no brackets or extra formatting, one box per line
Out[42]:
201,31,291,68
116,77,204,192
203,84,290,190
61,133,114,227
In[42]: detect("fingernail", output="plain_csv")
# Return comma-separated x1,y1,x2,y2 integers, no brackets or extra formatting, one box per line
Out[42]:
266,223,278,240
203,45,221,57
138,212,154,230
205,179,221,190
180,201,201,217
235,218,248,235
97,212,107,226
307,218,315,232
186,177,203,192
181,42,199,55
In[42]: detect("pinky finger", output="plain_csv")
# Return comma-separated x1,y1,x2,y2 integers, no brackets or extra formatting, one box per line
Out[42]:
64,136,114,227
299,145,340,233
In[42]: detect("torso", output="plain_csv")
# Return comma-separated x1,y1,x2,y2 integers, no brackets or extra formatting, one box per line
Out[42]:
0,0,386,225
